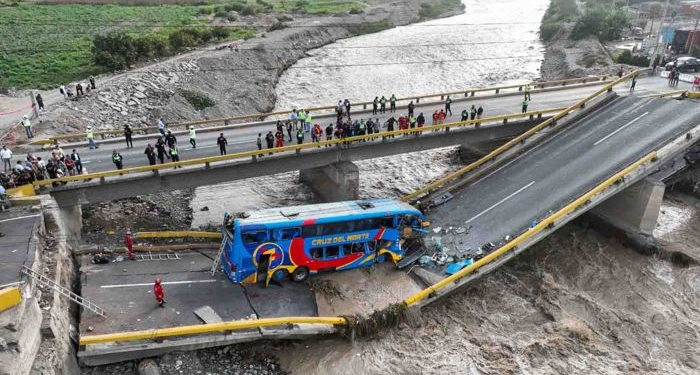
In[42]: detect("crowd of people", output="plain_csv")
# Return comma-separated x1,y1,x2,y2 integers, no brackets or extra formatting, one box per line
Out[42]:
0,144,85,189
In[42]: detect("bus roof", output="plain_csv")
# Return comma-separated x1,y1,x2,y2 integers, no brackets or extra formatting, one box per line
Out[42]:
234,199,421,227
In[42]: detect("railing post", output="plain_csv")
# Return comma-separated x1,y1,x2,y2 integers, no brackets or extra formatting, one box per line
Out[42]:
464,92,468,97
205,162,211,170
296,148,301,155
363,104,367,110
503,118,508,125
440,95,444,100
495,89,500,94
416,98,420,103
100,177,106,184
537,113,542,120
580,103,586,109
100,134,105,140
518,86,523,91
470,91,475,97
153,169,159,176
529,114,534,120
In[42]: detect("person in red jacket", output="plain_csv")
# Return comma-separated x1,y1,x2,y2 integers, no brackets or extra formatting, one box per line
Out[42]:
125,230,135,260
275,130,285,148
154,278,165,307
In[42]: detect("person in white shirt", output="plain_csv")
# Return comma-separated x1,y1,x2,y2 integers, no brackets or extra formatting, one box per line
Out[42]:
0,146,12,172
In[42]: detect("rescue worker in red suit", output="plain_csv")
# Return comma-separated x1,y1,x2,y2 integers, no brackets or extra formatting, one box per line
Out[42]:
154,278,165,307
125,230,135,260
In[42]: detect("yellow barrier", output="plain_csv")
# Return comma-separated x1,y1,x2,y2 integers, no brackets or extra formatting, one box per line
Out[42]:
135,231,222,239
34,76,606,144
33,107,565,188
7,184,36,198
400,70,648,203
0,287,22,313
404,151,657,306
79,316,347,345
641,90,688,99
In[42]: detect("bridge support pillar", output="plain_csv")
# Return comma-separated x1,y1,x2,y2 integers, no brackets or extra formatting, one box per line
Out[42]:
590,177,665,250
299,161,359,202
59,205,82,246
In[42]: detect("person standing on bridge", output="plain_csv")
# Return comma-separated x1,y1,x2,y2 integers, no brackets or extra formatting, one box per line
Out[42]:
291,109,299,130
617,65,624,79
153,278,165,307
188,126,197,149
444,96,453,116
125,230,135,260
460,108,468,122
630,75,637,93
217,133,228,155
296,128,304,145
343,100,351,120
305,111,312,133
265,131,274,154
379,96,387,114
21,115,33,139
169,146,181,168
390,94,397,113
373,97,379,115
155,137,168,164
325,123,333,146
71,149,82,174
286,121,293,142
0,146,12,172
144,144,156,166
165,131,177,149
521,97,529,113
86,126,97,149
408,101,415,118
275,129,285,148
524,84,532,101
297,110,306,131
112,150,123,170
477,105,483,119
124,125,133,149
158,118,166,137
470,104,477,121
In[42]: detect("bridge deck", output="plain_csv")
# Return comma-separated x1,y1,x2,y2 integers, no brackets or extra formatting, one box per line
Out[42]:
422,96,700,274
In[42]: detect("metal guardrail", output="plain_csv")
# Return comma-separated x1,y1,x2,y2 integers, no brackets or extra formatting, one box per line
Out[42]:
33,107,565,188
34,75,607,145
135,231,222,239
400,70,648,202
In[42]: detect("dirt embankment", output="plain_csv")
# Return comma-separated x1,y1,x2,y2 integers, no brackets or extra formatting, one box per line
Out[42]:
30,0,463,138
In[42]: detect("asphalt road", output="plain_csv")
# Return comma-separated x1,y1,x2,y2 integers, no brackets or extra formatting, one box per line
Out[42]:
38,84,607,173
426,96,700,258
35,76,691,174
0,207,40,286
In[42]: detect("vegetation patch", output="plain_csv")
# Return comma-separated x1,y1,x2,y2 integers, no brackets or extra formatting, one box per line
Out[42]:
178,89,216,110
306,278,343,301
418,0,464,20
614,50,649,67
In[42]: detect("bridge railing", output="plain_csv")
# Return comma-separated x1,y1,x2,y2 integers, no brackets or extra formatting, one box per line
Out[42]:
401,69,649,203
77,149,658,346
33,75,607,145
33,107,565,188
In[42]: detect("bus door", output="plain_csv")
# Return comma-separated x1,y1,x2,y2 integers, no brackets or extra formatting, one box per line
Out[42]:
240,226,269,283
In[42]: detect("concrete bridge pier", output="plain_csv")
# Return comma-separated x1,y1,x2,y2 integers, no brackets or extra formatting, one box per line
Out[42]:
299,161,359,202
590,177,665,252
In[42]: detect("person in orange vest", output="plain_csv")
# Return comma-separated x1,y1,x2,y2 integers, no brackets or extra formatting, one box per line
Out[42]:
153,278,165,307
125,230,135,260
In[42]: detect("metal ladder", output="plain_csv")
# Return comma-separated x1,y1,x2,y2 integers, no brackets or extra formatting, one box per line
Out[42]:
21,266,106,317
210,240,226,275
138,252,180,261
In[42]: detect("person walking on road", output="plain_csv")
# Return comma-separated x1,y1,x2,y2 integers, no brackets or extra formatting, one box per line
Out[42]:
286,121,293,142
158,118,166,136
144,144,156,166
373,97,379,115
256,133,263,157
379,96,387,114
521,97,529,113
0,146,12,172
125,230,135,260
169,146,181,168
112,150,123,170
444,96,452,116
305,111,312,133
291,109,299,129
155,137,168,164
188,126,196,148
35,94,44,111
21,115,33,139
630,75,637,92
153,278,165,307
390,94,397,113
86,126,97,149
470,105,477,121
165,131,177,149
477,105,483,119
296,128,304,145
524,84,532,101
460,108,468,122
124,125,133,148
217,133,228,155
71,149,82,174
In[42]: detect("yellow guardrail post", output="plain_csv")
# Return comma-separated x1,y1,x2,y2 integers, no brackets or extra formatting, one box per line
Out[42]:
0,287,22,313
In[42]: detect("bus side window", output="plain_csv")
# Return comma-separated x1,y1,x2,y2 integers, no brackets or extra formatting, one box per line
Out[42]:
311,248,323,259
242,230,267,245
367,241,377,253
350,242,366,254
276,228,300,241
325,246,340,259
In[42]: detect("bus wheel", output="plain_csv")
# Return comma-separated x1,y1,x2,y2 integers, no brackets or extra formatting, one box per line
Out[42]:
272,269,289,282
291,267,309,282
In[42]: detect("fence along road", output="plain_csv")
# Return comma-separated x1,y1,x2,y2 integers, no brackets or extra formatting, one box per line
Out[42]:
32,75,609,145
76,70,673,346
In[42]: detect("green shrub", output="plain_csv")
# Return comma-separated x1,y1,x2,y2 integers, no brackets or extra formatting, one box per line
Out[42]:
571,7,629,41
178,89,215,110
214,9,228,17
615,50,650,67
227,14,237,21
540,22,561,41
277,14,293,22
240,4,257,15
225,2,244,12
92,32,137,70
268,22,287,31
349,7,362,14
197,7,213,15
211,25,230,39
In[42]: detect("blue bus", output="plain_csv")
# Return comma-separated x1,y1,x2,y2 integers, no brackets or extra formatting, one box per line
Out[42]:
219,199,426,286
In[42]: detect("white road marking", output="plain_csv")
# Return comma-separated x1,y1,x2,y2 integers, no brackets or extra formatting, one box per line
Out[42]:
100,279,217,289
183,145,218,151
0,214,40,223
593,111,649,146
465,181,536,224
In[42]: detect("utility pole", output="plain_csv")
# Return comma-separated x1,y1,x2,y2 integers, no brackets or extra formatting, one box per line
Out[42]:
651,0,671,66
688,16,699,56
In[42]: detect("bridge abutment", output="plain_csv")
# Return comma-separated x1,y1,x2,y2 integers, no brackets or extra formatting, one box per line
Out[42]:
299,161,359,202
590,177,665,251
